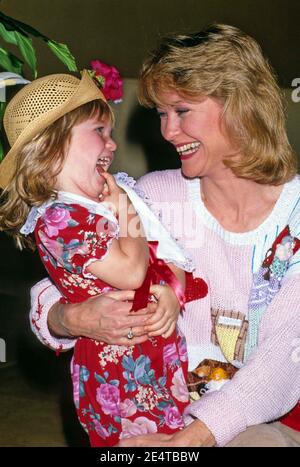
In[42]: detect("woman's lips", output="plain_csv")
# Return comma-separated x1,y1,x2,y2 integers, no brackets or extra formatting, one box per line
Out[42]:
179,149,198,160
175,142,201,160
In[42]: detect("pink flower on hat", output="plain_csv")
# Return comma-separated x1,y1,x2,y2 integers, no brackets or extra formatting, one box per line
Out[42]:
91,60,123,103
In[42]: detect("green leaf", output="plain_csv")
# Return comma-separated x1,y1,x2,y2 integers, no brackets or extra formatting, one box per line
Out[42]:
0,102,5,161
15,32,37,78
0,11,48,40
0,47,23,74
0,102,6,162
0,102,5,119
0,22,37,77
0,12,78,74
0,22,18,45
0,139,4,162
47,40,78,72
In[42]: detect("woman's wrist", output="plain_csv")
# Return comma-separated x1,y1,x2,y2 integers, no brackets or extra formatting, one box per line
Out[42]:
48,301,78,338
183,419,216,447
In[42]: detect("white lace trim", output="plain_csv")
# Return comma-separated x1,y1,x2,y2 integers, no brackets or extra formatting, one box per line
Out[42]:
187,175,300,272
187,175,300,245
20,199,55,235
115,172,152,207
20,191,118,236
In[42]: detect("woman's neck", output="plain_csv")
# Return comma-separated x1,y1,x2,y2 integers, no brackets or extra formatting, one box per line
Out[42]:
200,172,283,233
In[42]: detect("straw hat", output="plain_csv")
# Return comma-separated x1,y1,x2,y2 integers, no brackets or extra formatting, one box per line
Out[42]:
0,70,106,189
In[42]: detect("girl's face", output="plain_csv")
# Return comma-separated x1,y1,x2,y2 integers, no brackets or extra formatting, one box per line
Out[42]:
156,90,237,179
56,116,116,202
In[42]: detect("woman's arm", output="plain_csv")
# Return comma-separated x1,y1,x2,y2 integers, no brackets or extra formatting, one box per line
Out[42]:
30,279,153,349
117,419,215,447
30,278,75,351
47,289,153,345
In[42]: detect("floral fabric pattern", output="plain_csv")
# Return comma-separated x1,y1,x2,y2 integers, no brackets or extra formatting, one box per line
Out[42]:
73,331,188,447
35,201,189,446
35,202,118,302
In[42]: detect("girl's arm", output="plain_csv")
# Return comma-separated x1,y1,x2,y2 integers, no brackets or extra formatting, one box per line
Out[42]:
88,172,149,289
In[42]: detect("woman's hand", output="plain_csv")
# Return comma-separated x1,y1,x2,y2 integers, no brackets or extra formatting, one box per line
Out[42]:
48,290,154,346
145,284,181,338
117,420,216,447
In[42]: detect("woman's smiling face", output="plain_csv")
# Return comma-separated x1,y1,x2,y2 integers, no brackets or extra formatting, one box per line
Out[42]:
156,90,237,179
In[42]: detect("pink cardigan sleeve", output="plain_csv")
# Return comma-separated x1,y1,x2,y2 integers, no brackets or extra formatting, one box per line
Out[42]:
30,278,75,351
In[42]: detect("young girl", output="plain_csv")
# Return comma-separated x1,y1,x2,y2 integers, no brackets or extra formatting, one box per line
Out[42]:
0,71,206,446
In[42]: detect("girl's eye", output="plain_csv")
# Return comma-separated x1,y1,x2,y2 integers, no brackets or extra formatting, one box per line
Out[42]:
96,127,104,134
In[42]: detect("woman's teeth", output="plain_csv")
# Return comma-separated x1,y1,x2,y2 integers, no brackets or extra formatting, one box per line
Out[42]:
176,142,201,156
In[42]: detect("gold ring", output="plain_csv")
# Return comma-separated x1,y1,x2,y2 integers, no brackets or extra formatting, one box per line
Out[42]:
127,328,134,339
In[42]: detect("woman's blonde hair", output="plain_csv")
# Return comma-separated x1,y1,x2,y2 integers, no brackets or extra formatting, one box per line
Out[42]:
139,23,297,184
0,99,113,250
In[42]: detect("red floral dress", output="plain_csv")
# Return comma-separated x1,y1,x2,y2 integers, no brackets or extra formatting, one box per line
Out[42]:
35,201,190,446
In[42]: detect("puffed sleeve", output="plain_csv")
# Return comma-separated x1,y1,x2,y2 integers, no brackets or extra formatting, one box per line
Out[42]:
36,202,119,279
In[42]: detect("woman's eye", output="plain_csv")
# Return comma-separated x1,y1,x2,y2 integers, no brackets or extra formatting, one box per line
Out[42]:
176,109,189,116
157,111,167,118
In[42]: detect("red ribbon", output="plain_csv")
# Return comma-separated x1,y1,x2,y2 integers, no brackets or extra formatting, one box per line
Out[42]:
131,241,185,312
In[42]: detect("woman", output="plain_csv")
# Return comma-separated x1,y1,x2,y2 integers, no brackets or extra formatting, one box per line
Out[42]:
30,24,300,447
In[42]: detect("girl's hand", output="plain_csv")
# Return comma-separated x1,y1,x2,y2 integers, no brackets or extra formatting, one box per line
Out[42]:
144,284,181,338
100,172,127,214
116,420,216,447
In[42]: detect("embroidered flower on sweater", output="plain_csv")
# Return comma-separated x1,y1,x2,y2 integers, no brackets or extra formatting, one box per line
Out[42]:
262,226,300,281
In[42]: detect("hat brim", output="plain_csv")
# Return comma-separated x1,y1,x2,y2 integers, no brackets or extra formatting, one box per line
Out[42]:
0,70,106,190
